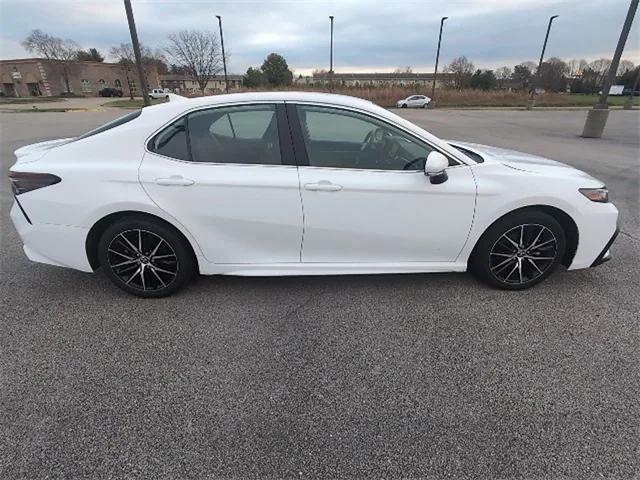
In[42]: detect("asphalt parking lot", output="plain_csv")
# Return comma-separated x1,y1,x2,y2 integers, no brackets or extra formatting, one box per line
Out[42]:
1,107,638,479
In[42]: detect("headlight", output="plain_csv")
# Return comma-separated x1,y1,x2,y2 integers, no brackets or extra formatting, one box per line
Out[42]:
579,187,609,203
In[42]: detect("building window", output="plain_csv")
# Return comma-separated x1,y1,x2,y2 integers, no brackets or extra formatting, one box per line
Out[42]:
114,79,122,89
80,79,92,93
98,79,106,90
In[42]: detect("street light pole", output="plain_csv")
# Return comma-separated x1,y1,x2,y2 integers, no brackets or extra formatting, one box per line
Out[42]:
431,16,448,102
582,0,638,137
123,0,150,106
529,14,558,106
329,15,334,74
216,15,229,94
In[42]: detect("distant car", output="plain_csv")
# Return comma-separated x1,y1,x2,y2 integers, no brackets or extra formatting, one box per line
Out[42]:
149,88,169,99
396,95,431,108
99,87,123,98
8,92,619,297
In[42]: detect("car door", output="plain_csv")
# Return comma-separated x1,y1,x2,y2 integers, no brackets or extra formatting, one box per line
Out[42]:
406,95,419,107
290,103,476,264
140,102,303,264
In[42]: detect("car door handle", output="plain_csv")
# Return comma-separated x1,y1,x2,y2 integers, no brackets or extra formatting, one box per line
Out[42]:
155,175,194,186
304,181,343,192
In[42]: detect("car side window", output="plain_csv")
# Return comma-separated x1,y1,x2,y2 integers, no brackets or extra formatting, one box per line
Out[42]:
148,116,190,161
188,104,282,165
296,104,436,171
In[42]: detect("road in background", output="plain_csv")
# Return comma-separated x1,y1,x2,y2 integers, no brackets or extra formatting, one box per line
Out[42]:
1,109,638,479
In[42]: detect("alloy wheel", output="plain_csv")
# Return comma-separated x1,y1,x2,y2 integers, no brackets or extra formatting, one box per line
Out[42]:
489,224,557,285
106,229,179,292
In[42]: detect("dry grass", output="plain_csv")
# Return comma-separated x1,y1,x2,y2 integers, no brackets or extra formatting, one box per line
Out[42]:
225,85,637,108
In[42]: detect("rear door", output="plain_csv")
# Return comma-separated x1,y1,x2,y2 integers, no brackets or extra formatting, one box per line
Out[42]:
140,102,303,264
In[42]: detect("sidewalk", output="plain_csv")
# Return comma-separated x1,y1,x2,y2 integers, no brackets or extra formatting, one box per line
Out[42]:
0,96,139,112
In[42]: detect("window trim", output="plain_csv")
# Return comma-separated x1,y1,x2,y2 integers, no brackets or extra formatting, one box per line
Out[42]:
146,102,296,167
287,101,464,172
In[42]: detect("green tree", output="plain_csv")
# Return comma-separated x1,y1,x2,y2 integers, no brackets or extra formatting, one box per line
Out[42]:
243,66,266,87
470,69,497,90
512,64,533,90
620,66,640,89
76,48,104,62
261,53,293,86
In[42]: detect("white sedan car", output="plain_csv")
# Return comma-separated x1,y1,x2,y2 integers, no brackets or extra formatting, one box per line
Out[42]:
9,92,618,297
396,95,431,108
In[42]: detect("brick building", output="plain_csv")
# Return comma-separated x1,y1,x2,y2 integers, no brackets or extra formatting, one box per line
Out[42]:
0,58,160,97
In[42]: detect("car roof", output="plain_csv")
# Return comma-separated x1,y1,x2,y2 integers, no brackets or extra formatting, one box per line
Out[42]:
144,91,376,115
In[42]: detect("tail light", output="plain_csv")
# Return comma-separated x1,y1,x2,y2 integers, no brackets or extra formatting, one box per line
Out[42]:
8,171,61,195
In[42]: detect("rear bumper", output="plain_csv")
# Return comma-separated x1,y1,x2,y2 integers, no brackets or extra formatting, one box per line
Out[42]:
10,201,93,272
591,227,619,267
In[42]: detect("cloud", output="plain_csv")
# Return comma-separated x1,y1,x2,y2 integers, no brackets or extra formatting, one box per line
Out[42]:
0,0,638,75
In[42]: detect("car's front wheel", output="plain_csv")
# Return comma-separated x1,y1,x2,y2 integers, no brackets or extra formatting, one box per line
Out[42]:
401,104,407,108
98,217,195,297
470,210,566,290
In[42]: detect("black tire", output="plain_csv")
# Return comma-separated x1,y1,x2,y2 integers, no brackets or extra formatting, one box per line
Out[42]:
401,104,408,108
469,210,566,290
98,217,195,298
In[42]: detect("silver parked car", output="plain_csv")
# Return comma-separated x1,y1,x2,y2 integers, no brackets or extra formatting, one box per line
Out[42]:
396,95,431,108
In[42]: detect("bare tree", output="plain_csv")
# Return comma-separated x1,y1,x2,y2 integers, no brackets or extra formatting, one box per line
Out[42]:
165,30,224,95
445,56,474,89
495,66,512,87
22,29,79,93
394,66,413,73
618,59,635,76
589,58,612,88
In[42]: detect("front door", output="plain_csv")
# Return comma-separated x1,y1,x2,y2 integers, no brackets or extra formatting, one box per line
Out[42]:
140,103,303,264
291,103,476,263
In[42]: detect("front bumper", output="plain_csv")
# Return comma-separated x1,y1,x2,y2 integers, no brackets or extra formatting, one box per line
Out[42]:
591,226,619,267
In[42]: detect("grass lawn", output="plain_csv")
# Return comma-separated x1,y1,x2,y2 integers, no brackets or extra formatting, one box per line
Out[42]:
102,98,168,108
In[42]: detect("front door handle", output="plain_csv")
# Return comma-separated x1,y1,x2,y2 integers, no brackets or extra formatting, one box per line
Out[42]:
155,175,194,186
304,181,343,192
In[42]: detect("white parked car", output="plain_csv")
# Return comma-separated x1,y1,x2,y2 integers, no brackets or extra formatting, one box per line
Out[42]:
9,92,618,297
149,88,169,99
396,95,431,108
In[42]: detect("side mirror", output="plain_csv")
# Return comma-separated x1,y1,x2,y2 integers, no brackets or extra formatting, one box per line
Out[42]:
424,151,449,184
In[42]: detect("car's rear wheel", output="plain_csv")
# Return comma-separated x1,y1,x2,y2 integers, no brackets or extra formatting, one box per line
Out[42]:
401,104,407,108
470,210,566,290
98,217,195,297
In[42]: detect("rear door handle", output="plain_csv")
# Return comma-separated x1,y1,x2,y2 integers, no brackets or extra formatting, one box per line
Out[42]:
155,175,194,186
304,181,343,192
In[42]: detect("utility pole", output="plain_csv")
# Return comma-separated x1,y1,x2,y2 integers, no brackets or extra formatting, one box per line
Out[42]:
123,0,150,106
216,15,229,94
528,14,559,108
431,16,448,103
329,15,335,91
582,0,638,137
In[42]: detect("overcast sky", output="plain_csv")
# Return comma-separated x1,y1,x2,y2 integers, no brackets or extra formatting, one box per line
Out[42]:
0,0,638,75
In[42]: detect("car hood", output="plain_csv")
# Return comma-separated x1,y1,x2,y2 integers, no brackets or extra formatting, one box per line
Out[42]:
449,140,569,167
13,138,72,164
449,140,603,184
